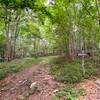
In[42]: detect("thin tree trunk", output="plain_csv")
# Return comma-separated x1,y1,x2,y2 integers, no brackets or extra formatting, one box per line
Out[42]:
10,16,20,59
95,0,100,25
4,7,11,61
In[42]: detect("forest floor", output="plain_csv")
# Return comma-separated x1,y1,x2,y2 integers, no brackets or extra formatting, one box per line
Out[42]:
76,79,100,100
0,61,100,100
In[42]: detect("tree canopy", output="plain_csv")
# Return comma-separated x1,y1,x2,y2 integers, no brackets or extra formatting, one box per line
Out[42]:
0,0,99,60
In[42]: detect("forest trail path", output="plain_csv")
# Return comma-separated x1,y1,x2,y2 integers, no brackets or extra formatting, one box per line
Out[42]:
0,62,63,100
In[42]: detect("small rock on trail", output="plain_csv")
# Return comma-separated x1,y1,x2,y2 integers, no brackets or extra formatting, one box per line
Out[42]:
95,79,100,86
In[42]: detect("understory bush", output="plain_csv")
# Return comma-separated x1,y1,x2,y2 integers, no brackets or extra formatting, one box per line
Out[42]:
50,58,99,83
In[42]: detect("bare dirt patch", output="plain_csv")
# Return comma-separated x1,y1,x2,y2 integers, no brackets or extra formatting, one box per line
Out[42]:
77,79,100,100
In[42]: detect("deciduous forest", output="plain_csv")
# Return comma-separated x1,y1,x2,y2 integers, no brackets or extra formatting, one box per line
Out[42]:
0,0,100,100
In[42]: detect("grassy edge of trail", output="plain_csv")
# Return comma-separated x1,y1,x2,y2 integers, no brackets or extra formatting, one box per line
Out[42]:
0,57,41,80
48,56,100,100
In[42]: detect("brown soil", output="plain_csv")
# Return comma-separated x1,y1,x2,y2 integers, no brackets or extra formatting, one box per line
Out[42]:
77,79,100,100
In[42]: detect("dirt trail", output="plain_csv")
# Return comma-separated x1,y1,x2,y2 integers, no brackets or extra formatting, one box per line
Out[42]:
0,63,62,100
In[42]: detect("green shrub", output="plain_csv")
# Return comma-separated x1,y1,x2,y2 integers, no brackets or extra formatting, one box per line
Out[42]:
78,88,86,96
51,63,83,83
54,87,78,100
0,68,7,79
54,86,86,100
50,58,99,83
8,64,22,72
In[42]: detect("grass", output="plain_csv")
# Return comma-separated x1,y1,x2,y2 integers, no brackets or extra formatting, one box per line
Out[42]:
50,57,99,83
0,57,40,80
52,86,86,100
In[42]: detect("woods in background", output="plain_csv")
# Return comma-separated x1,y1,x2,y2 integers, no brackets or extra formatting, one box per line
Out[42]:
0,0,99,62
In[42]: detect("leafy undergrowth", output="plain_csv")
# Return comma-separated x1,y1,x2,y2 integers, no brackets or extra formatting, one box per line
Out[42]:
50,57,99,83
52,86,86,100
0,57,40,80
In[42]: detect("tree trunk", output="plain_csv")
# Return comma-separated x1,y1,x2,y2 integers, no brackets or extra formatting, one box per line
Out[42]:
4,7,11,61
